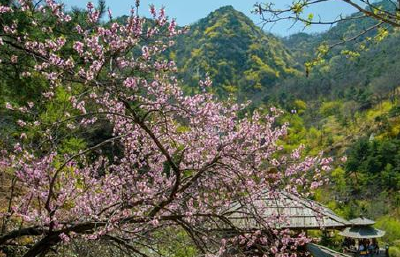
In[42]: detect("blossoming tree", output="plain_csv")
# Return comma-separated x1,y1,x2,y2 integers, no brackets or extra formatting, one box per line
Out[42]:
0,1,330,256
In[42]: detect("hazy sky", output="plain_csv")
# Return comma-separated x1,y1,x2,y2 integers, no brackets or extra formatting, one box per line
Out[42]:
64,0,358,36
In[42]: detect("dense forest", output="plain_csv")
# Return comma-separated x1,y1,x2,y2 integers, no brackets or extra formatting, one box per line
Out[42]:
0,0,400,256
168,2,400,254
167,2,400,253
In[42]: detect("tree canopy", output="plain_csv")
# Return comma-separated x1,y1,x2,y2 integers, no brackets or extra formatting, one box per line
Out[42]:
0,1,328,256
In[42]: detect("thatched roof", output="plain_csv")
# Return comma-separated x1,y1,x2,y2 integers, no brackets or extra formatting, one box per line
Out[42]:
349,217,376,226
337,217,385,238
339,226,385,239
227,192,351,230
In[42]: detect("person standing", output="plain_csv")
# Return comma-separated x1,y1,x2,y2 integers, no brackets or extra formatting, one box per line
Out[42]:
359,241,367,257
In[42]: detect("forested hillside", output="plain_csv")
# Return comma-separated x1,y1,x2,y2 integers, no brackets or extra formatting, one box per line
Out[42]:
167,2,400,252
279,0,399,104
169,6,301,101
1,0,400,256
168,3,400,108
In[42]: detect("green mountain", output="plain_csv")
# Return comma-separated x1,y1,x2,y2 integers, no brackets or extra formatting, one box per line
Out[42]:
1,2,400,252
264,2,400,247
276,31,400,108
169,2,400,109
279,0,400,105
170,6,301,101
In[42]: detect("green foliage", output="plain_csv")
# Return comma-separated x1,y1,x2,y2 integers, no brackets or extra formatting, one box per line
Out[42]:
390,246,400,257
156,229,198,257
168,5,400,246
281,3,400,103
293,100,307,113
59,138,87,155
376,217,400,246
331,167,347,196
1,2,400,253
345,137,400,192
320,101,343,118
169,6,300,101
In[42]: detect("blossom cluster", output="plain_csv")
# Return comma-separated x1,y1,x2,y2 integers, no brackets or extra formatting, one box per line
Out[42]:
0,1,330,256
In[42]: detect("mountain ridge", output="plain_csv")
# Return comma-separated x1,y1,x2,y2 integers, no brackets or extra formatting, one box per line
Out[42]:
170,5,301,101
169,1,400,107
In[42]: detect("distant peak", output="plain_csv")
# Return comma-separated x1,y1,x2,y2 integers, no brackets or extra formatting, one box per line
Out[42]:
207,5,249,21
193,4,261,35
215,5,236,12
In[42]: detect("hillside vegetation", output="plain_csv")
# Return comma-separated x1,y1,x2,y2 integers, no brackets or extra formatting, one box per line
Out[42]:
167,2,400,252
170,6,301,101
1,1,400,256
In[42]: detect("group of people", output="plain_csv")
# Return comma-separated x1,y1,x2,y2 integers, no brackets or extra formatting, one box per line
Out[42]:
342,238,380,256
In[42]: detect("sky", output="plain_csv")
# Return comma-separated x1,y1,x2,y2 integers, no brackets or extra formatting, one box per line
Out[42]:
63,0,358,36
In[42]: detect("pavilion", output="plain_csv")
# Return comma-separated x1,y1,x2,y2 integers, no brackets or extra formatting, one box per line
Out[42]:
226,192,386,257
227,191,351,231
340,217,386,239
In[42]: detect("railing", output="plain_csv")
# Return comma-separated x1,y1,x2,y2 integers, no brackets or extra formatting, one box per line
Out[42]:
307,244,388,257
307,243,352,257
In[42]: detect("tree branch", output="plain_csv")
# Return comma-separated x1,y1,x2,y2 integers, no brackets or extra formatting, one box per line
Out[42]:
0,227,45,245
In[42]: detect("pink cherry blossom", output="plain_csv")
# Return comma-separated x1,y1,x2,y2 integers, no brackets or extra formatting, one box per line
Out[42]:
5,102,13,110
0,5,12,13
10,55,18,63
0,2,330,256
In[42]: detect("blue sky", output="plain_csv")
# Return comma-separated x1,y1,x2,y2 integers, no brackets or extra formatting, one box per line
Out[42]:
64,0,358,36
